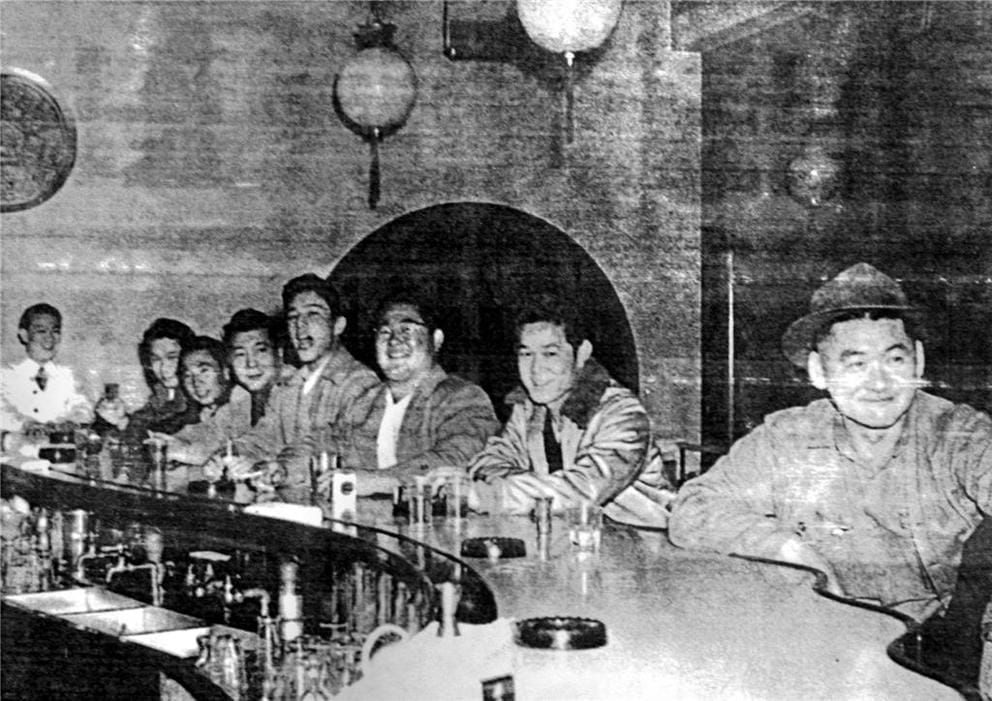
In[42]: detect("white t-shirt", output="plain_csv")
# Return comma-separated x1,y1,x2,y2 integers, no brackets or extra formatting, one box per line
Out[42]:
376,390,413,469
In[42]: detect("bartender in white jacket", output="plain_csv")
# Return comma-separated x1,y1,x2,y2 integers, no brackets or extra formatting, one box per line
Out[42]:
1,303,92,432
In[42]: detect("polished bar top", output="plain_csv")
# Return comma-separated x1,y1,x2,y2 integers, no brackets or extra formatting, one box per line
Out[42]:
1,462,966,700
350,506,963,700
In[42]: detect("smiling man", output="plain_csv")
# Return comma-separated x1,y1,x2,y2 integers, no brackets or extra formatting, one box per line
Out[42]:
333,290,499,495
1,303,92,431
466,293,673,527
210,274,379,501
668,263,992,619
180,336,231,419
158,309,290,469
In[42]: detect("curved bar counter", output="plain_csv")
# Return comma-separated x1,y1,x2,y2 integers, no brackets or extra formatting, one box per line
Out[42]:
0,463,973,700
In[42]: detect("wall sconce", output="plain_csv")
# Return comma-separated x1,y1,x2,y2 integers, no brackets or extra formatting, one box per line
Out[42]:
787,144,840,208
335,17,418,209
516,0,623,142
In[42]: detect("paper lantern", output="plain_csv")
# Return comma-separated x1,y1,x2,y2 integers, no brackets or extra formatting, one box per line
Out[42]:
337,47,417,132
516,0,622,142
517,0,623,54
335,21,418,209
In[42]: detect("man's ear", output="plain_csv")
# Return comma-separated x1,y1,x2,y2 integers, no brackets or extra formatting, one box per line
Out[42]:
432,329,444,353
17,329,29,346
333,316,347,337
914,340,925,379
575,339,593,369
807,351,828,390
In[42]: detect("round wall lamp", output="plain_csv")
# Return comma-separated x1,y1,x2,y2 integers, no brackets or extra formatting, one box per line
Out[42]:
787,144,840,208
516,0,623,143
335,18,417,209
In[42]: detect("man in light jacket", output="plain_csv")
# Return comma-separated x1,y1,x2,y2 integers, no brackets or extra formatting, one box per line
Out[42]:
467,293,673,527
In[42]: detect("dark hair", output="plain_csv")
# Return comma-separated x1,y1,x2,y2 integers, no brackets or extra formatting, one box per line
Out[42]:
813,309,926,351
222,308,277,349
181,335,228,371
282,274,340,317
19,303,61,331
374,288,439,334
513,292,587,349
181,336,231,406
138,318,196,388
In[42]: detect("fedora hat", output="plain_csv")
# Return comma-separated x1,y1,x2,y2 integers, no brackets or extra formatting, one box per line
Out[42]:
781,263,917,367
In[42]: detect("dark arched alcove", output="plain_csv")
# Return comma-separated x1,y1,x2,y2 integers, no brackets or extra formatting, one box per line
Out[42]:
329,203,638,419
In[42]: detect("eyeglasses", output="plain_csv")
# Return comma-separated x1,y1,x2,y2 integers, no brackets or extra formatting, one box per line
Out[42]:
374,320,428,343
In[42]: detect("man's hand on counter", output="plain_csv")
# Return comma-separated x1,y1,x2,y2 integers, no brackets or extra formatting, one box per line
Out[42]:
95,398,129,430
145,432,193,465
776,536,845,597
203,453,256,482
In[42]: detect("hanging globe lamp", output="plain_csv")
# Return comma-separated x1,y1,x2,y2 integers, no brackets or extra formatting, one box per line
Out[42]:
516,0,623,142
335,19,417,209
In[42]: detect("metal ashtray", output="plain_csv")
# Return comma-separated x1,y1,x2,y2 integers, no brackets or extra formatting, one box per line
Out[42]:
514,616,607,650
461,537,526,559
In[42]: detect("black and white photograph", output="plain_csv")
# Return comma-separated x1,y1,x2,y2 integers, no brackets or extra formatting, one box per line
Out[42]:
1,0,990,699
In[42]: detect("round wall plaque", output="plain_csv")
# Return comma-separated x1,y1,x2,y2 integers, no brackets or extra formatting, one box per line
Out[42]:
1,68,77,213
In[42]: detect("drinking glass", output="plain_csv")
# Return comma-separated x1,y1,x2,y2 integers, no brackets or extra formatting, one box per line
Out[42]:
566,501,603,553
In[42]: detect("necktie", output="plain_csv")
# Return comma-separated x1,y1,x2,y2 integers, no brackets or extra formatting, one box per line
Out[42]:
543,409,564,474
34,365,47,391
250,392,265,427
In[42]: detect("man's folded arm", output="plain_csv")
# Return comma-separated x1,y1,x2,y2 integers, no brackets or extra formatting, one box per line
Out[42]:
667,427,796,561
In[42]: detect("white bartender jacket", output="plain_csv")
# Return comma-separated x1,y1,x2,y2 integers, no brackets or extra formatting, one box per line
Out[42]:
1,358,93,431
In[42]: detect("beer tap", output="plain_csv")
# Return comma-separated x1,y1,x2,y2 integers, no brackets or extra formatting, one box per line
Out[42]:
436,581,460,638
279,559,304,643
33,508,53,591
237,586,277,682
104,535,165,606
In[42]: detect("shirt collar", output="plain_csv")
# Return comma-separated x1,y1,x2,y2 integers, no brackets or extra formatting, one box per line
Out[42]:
828,394,917,464
16,358,50,375
301,354,333,395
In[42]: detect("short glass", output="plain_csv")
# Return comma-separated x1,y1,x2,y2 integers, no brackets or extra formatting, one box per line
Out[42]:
566,502,603,553
408,475,431,529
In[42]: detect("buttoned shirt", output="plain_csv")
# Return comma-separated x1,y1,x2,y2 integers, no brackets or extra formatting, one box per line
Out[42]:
669,391,992,607
1,358,92,430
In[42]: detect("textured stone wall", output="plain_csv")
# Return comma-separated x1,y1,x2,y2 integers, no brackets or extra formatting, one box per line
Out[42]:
0,1,701,441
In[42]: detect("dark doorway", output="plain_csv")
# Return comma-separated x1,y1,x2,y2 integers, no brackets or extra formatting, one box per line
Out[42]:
329,202,638,420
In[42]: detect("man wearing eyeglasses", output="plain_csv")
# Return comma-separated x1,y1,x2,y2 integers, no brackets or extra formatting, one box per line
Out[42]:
333,289,499,495
208,274,379,501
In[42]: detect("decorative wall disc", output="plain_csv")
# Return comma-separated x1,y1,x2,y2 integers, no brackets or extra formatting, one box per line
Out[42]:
1,68,77,213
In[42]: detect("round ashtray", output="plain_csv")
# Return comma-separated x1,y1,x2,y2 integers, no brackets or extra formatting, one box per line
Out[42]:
460,536,526,559
514,616,607,650
188,480,236,499
38,446,76,464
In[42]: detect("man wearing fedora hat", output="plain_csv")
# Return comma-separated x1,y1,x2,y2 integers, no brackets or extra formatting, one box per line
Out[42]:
669,263,992,619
